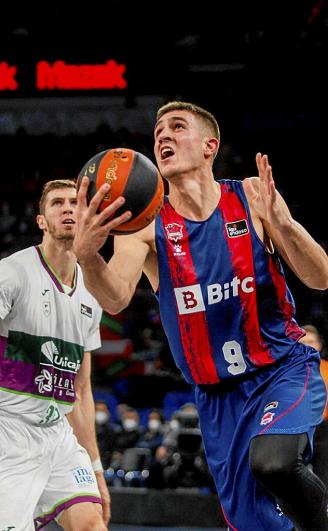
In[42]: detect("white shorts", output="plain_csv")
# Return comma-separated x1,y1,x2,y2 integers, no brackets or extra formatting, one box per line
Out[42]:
0,415,101,530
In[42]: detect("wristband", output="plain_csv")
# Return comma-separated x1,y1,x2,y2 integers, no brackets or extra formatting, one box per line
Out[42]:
92,458,104,472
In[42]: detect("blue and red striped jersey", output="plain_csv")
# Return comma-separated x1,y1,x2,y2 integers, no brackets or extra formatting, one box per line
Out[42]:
155,179,304,385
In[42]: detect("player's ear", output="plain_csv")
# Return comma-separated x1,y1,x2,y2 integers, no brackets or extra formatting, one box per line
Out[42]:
204,137,219,158
37,214,47,231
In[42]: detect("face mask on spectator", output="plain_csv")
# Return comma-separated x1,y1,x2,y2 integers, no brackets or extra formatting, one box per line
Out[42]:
95,411,109,425
123,419,138,431
170,419,179,430
148,419,161,432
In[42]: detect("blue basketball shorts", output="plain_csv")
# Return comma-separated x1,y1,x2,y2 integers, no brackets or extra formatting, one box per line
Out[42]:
195,343,327,531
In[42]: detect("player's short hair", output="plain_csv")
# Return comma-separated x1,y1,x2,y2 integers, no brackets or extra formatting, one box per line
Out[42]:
39,179,76,214
156,101,220,141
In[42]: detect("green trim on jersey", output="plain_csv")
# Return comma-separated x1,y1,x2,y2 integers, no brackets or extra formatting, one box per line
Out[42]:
5,330,84,367
38,244,77,292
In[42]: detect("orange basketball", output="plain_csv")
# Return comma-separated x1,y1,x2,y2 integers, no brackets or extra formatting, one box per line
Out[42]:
77,148,164,234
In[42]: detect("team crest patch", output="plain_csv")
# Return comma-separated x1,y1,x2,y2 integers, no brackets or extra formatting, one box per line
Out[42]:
43,301,51,317
260,411,275,426
81,304,92,318
225,219,249,238
165,223,183,242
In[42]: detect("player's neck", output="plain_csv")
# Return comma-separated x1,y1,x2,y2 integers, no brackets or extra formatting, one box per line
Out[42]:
168,174,220,221
40,239,76,287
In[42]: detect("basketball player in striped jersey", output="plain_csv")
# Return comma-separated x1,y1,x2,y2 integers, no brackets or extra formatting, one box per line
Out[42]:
74,102,328,530
0,180,111,529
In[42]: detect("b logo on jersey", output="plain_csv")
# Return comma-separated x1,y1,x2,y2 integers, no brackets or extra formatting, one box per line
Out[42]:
165,223,183,242
174,284,206,315
226,219,249,238
174,276,254,315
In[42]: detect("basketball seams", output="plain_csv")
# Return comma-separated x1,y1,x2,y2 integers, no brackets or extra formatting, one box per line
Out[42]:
97,148,134,211
118,152,160,217
77,147,164,234
78,150,105,206
112,175,164,234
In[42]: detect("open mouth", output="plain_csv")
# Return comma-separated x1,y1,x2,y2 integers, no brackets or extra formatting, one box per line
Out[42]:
160,146,175,160
62,219,75,225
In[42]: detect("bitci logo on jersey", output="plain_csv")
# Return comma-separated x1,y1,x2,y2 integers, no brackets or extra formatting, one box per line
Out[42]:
174,276,254,315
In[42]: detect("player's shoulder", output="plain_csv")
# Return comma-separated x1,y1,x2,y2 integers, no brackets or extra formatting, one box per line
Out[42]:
242,176,260,197
0,246,35,269
0,247,35,291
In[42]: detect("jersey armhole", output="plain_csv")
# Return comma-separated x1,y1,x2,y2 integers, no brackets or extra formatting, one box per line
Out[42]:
239,180,275,255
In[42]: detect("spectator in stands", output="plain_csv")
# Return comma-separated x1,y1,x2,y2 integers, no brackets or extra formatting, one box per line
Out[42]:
109,407,144,471
115,402,130,425
95,400,119,469
137,408,165,454
299,324,328,487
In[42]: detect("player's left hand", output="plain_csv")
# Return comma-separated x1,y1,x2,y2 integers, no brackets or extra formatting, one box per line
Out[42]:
95,471,111,524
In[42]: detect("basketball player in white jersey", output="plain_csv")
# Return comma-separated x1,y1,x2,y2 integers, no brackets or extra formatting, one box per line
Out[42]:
0,180,114,530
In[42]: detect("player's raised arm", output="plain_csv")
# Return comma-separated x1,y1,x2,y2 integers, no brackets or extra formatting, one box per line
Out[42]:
243,153,328,290
74,176,151,314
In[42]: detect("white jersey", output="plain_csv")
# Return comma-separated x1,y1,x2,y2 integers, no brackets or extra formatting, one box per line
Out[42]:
0,245,102,426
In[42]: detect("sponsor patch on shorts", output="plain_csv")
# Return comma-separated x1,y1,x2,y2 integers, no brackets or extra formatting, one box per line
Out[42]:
264,401,279,412
260,411,275,426
73,467,95,486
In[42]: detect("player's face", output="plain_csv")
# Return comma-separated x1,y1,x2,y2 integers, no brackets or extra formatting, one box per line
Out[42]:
154,110,207,180
40,188,77,241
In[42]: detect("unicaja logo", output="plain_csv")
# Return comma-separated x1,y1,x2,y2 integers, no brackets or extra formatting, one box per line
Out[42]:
35,369,53,393
41,340,58,363
40,340,81,372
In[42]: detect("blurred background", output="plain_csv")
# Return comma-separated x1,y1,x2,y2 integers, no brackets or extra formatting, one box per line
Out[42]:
1,2,327,528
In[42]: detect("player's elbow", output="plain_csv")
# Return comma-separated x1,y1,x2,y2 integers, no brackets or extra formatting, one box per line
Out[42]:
103,293,132,315
303,274,328,291
103,302,124,315
317,278,328,291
